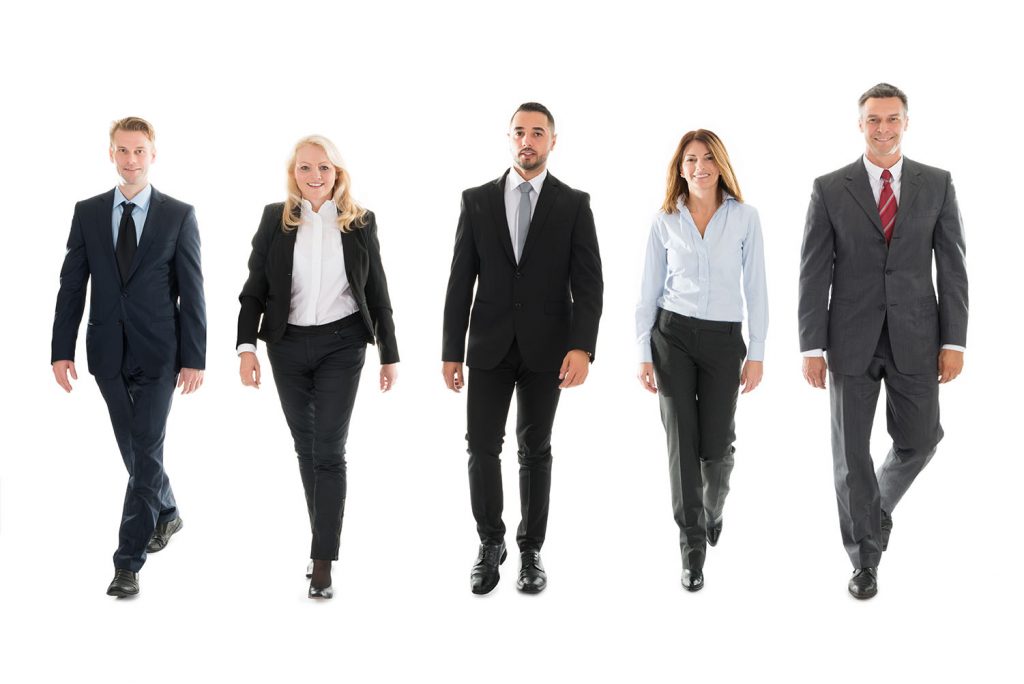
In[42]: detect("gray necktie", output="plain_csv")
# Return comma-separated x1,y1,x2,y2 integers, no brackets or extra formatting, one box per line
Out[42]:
516,181,532,262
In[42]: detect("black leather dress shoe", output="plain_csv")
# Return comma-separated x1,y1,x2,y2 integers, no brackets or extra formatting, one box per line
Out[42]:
470,542,507,595
848,567,878,599
106,569,139,598
308,582,334,599
881,511,893,552
681,569,704,592
146,517,183,553
707,522,723,547
516,551,547,594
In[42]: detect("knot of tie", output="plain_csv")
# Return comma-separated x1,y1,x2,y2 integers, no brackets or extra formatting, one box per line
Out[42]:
881,169,893,184
518,182,532,194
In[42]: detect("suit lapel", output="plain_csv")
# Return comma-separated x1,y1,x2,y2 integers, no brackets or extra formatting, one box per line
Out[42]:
125,186,161,283
95,190,121,282
843,159,885,236
488,170,517,266
518,173,560,266
894,158,922,234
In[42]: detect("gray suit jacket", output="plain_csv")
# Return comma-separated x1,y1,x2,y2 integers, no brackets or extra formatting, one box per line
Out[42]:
798,157,968,376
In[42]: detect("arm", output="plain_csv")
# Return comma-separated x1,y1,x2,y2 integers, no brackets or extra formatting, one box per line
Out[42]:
174,207,207,392
441,192,479,391
635,216,666,393
740,207,768,394
237,206,278,389
51,205,90,379
933,172,968,383
798,178,835,388
567,192,603,361
362,212,400,365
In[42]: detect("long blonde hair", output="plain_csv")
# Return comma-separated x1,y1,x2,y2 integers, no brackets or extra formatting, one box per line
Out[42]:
283,135,367,232
661,129,743,213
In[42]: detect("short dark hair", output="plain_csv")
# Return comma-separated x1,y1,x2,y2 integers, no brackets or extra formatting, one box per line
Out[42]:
511,102,555,131
858,83,908,112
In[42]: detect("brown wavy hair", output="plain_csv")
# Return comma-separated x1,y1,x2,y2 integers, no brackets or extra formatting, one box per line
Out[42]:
661,129,743,213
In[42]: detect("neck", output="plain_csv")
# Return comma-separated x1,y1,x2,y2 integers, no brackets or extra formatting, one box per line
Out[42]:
513,165,545,182
866,150,902,169
119,182,145,201
686,187,719,213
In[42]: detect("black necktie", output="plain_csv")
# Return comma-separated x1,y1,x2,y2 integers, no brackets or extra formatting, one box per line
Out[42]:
116,201,137,282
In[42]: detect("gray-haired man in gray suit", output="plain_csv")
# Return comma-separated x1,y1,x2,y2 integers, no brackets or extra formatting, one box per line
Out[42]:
798,83,968,599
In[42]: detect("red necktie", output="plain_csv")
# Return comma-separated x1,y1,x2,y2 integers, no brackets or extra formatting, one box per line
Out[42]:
878,169,897,245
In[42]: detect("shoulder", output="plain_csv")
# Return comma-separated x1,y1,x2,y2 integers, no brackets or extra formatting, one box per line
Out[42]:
74,189,114,216
729,199,761,222
151,188,194,216
814,161,859,190
902,158,951,183
546,174,589,202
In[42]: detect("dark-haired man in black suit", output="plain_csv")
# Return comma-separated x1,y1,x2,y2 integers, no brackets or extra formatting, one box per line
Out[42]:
442,102,603,595
51,117,206,598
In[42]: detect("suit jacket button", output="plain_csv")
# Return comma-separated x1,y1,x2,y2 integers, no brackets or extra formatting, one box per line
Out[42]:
885,270,893,275
514,303,522,311
514,272,522,279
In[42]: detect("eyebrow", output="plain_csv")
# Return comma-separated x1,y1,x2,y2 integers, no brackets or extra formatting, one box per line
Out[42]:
512,126,547,133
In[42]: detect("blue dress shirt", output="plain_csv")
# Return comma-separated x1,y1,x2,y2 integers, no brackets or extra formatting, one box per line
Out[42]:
111,184,152,248
636,194,768,363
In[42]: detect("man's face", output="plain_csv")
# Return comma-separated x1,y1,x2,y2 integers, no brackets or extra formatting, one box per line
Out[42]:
109,130,156,188
859,97,908,162
508,110,556,177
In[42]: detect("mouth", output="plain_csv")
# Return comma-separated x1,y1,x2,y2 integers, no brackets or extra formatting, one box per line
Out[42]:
306,182,325,189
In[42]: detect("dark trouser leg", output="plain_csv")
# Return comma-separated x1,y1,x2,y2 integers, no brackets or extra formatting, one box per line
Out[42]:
466,350,516,546
268,321,366,561
653,320,704,572
877,347,943,517
830,359,885,569
513,350,561,553
96,366,177,573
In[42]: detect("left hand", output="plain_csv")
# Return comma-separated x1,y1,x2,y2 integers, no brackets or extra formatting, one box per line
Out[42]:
938,349,964,384
558,349,591,389
740,360,763,394
178,368,204,395
380,363,398,392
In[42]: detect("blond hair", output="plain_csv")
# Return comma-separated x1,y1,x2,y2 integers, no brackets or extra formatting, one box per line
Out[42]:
283,135,366,233
109,116,156,144
661,129,743,213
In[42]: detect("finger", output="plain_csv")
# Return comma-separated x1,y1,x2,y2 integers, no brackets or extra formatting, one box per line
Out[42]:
69,364,78,381
254,364,261,388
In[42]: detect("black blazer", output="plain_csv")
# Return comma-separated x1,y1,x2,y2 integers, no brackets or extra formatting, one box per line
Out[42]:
237,203,399,365
51,187,207,379
442,171,603,372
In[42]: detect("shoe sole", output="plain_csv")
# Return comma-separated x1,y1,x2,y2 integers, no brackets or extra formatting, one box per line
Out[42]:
146,518,184,554
106,587,139,598
849,587,878,600
682,582,704,593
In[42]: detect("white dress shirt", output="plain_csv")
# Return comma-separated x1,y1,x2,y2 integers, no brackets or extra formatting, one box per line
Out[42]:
636,194,768,363
504,167,546,261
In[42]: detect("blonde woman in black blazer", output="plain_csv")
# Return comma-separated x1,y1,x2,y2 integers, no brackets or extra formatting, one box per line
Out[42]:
237,135,399,598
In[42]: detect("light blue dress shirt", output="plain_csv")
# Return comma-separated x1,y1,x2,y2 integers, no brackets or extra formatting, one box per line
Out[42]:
636,194,768,363
111,184,152,248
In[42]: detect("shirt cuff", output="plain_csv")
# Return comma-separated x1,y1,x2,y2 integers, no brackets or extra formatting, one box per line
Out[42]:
746,341,765,362
801,348,824,357
638,344,653,364
237,343,257,356
941,344,966,352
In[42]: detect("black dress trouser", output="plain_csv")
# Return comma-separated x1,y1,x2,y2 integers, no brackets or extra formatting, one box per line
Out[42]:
466,339,561,552
652,309,745,572
267,313,367,561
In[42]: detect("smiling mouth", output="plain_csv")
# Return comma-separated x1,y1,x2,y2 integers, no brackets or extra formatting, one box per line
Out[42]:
306,182,325,188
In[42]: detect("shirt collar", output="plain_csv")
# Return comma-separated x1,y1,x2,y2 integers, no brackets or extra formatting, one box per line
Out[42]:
676,190,737,212
114,184,152,211
300,198,338,219
507,167,547,194
863,155,903,182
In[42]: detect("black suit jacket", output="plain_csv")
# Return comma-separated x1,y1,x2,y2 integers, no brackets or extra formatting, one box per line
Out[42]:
442,171,603,372
51,187,207,379
798,157,968,375
237,203,399,364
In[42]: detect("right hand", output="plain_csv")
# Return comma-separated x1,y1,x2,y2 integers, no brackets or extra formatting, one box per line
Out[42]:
802,356,827,389
52,360,77,393
637,362,657,394
240,352,261,388
442,362,465,392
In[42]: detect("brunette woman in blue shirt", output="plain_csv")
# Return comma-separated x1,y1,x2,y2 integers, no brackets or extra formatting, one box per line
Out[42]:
635,129,767,592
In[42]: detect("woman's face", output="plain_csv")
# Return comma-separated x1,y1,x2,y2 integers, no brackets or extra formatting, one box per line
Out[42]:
294,144,337,208
679,140,720,193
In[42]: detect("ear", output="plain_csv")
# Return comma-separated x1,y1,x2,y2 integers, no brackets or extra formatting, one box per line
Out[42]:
109,146,115,163
550,132,557,150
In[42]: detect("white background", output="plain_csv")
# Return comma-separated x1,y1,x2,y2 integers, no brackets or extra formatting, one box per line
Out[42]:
1,1,1020,681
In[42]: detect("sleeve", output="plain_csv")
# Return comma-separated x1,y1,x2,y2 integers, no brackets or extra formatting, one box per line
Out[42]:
51,205,91,363
175,206,207,370
441,191,480,362
362,212,400,365
635,216,667,364
932,172,968,347
236,205,277,349
741,207,768,362
567,192,604,360
797,178,835,353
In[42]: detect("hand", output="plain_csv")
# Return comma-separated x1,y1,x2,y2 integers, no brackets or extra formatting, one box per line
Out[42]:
740,360,763,394
938,349,964,384
442,361,465,392
52,360,77,393
559,349,591,389
239,352,260,388
380,363,398,392
802,356,827,389
178,368,204,395
637,362,657,394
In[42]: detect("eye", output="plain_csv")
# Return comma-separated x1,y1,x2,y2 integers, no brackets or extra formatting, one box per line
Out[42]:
319,165,331,172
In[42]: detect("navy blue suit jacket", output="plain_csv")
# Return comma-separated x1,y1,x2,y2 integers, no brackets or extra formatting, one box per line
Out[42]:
51,187,207,379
